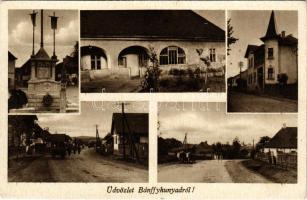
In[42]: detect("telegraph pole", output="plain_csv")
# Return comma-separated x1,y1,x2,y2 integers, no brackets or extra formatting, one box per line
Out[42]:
95,124,99,152
121,103,126,159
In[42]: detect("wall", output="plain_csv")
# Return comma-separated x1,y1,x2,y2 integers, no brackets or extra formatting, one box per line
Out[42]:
263,148,297,156
81,39,225,71
264,39,279,84
279,45,298,84
8,60,15,90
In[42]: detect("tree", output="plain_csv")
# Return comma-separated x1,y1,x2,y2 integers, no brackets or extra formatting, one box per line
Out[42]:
256,136,271,152
70,41,79,64
227,18,238,55
141,46,162,92
232,136,241,158
8,115,37,160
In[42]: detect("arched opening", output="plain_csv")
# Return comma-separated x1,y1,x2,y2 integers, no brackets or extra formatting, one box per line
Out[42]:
159,46,186,65
118,46,149,77
81,46,108,70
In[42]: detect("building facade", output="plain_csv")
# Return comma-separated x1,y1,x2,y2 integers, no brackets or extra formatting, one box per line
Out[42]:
8,51,17,90
111,113,148,161
80,10,225,80
244,11,298,94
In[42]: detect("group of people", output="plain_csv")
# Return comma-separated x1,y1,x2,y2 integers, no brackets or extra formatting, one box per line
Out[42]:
66,140,83,156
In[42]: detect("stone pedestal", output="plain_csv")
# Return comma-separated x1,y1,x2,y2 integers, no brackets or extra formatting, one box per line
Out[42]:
27,79,61,112
26,48,63,112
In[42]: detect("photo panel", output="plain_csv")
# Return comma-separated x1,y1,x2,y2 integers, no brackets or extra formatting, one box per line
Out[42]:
80,10,226,93
158,102,297,183
227,10,298,113
8,9,80,114
8,101,149,182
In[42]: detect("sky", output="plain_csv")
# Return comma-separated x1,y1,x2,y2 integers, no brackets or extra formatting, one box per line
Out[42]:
158,102,297,145
227,10,298,78
37,101,148,138
194,10,225,30
9,10,79,67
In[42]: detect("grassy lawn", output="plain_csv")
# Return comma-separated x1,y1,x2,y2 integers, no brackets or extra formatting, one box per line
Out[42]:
81,71,225,93
158,75,225,92
241,159,297,183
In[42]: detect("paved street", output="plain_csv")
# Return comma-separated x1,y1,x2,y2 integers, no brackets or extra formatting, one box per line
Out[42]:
158,160,272,183
228,91,297,112
8,149,148,182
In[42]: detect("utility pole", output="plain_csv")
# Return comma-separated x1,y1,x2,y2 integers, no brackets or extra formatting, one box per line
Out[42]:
239,61,243,79
183,133,188,151
121,103,126,159
95,124,99,152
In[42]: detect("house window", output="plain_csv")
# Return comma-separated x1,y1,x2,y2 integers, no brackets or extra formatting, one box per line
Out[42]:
268,48,274,59
91,55,101,70
118,56,127,67
209,48,216,62
159,46,186,65
268,67,274,80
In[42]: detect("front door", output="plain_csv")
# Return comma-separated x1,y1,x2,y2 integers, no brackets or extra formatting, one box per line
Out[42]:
127,55,140,77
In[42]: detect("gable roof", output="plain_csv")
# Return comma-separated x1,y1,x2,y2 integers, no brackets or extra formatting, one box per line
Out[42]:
33,47,50,59
244,45,260,58
265,127,297,149
111,113,148,137
8,51,17,61
81,10,225,41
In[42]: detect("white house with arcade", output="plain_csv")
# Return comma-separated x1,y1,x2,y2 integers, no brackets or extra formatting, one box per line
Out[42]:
80,10,225,79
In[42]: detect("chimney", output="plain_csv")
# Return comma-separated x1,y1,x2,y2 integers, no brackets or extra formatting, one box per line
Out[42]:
281,31,286,38
283,123,287,129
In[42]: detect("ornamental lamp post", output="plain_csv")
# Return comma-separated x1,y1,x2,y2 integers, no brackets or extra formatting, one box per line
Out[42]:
29,10,38,56
50,12,58,59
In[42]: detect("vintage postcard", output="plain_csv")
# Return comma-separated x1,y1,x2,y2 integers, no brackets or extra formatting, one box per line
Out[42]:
0,1,306,200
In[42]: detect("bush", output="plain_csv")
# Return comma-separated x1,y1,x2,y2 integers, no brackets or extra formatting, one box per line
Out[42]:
141,46,162,92
187,68,194,79
159,78,171,88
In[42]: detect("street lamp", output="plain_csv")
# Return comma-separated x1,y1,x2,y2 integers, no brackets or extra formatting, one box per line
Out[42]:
29,10,38,56
50,12,58,59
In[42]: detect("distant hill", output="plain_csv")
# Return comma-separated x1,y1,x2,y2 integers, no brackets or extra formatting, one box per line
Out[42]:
74,136,96,143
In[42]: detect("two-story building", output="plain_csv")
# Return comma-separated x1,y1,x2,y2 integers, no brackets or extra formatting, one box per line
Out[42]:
80,10,225,80
244,11,298,95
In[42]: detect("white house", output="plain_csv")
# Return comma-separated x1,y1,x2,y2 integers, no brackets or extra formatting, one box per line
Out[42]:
111,113,148,160
263,126,297,156
244,11,298,93
80,10,225,79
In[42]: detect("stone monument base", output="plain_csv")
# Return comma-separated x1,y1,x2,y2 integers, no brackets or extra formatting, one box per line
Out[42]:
27,79,62,112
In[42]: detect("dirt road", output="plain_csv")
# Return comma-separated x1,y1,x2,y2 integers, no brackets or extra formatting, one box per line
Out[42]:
228,91,297,112
158,160,272,183
8,149,148,182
